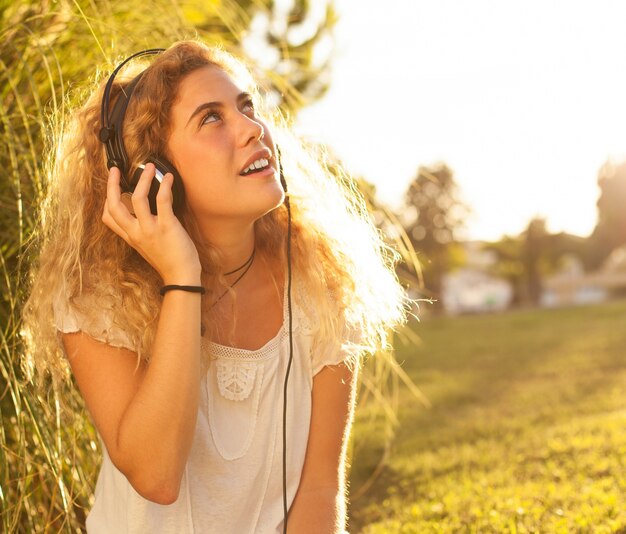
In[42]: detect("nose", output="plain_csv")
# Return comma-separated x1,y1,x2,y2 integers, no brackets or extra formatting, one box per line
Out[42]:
238,113,264,146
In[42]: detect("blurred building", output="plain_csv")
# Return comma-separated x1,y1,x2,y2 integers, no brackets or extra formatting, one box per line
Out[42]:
541,246,626,307
441,241,513,314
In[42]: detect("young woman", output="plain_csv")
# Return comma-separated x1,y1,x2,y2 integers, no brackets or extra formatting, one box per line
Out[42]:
22,40,407,533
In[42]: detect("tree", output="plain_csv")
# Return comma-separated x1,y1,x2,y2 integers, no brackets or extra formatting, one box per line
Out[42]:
483,234,526,306
485,218,587,306
586,160,626,270
522,217,548,305
401,163,468,303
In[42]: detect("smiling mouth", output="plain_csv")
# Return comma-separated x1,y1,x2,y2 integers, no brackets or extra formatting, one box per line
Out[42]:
241,166,270,176
239,164,275,179
240,157,272,176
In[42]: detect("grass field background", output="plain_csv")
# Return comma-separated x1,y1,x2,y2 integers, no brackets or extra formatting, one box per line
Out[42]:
349,299,626,533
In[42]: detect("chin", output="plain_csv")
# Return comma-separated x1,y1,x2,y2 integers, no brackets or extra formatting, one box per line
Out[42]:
253,182,286,219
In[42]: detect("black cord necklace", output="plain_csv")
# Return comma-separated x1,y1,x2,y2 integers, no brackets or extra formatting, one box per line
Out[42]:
210,247,256,308
223,247,256,276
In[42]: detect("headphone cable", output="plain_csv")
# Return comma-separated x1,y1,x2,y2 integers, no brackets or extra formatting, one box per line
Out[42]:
281,172,293,534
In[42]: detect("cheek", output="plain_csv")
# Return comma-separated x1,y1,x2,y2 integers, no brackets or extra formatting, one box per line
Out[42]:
171,144,227,192
180,170,224,202
177,162,235,215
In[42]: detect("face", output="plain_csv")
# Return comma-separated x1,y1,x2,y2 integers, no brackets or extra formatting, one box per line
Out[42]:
167,65,284,223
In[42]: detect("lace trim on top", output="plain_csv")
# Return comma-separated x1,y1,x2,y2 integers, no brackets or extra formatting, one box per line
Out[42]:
201,280,300,362
201,328,288,361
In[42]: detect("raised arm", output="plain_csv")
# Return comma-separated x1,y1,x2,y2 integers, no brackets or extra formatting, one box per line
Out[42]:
62,164,202,504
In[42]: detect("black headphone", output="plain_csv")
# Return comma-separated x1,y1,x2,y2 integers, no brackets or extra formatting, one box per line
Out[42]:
98,48,185,216
99,49,294,533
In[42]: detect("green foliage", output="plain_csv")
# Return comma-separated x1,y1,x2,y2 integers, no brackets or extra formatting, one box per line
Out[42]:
349,299,626,532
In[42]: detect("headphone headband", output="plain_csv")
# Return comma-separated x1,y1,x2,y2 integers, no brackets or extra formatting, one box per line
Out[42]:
98,49,165,176
99,48,165,133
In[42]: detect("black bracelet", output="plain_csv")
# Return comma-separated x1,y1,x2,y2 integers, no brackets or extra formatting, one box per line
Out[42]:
160,285,206,296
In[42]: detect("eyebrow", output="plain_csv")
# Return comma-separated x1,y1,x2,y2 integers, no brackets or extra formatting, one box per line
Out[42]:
186,92,253,127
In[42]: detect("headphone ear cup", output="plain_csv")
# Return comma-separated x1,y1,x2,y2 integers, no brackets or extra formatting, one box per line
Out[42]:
130,158,185,216
151,156,185,216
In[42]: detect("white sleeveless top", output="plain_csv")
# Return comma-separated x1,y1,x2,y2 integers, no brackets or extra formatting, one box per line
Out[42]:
54,283,349,534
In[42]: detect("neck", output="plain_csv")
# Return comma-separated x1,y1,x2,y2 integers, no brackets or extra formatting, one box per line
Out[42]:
197,218,256,275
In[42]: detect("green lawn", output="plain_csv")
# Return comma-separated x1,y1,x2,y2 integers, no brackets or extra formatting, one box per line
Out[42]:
349,299,626,533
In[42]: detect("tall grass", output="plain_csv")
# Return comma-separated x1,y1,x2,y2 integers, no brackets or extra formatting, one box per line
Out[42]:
0,1,424,531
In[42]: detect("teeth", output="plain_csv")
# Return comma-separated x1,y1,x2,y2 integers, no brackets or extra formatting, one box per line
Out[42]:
242,158,269,175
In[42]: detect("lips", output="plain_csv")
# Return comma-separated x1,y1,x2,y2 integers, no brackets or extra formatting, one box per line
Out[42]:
239,148,272,176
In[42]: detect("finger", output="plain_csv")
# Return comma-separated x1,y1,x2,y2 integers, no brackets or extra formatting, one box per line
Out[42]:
131,163,157,223
106,167,137,229
155,173,177,224
102,198,131,242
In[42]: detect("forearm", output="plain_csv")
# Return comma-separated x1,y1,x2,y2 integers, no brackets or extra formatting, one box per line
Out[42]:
116,286,202,500
287,486,347,534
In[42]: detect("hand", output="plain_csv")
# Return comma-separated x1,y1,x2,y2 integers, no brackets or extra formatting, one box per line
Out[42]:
102,164,201,284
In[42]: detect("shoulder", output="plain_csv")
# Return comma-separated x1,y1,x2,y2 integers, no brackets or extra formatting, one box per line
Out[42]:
54,286,135,351
291,279,366,376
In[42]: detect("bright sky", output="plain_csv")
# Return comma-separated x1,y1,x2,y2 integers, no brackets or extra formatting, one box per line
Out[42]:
293,0,626,241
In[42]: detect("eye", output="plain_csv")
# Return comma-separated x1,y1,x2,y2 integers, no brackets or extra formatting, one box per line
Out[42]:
200,110,221,126
242,99,255,114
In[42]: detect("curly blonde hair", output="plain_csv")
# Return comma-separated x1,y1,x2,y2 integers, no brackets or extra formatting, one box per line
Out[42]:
21,40,407,388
